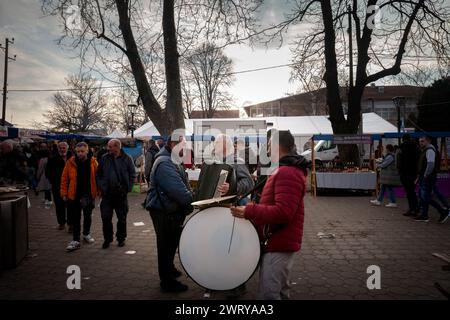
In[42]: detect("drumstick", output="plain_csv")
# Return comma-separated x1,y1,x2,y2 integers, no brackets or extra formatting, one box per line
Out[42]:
227,217,236,254
228,176,268,254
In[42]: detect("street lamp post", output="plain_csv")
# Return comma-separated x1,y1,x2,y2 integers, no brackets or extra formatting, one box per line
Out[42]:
392,96,405,145
128,103,138,138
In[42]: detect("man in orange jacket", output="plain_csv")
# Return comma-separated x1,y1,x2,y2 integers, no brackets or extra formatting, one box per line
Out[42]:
61,142,99,252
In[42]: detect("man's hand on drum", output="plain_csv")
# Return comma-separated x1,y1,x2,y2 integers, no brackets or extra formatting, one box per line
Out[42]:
230,206,246,219
217,182,230,196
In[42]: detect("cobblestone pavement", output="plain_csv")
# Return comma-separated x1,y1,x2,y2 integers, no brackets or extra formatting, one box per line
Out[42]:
1,192,449,300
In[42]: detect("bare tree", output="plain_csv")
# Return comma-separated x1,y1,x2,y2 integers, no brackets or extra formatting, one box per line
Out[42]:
393,63,448,87
108,87,147,134
183,43,235,118
263,0,450,161
181,78,196,118
42,0,262,135
45,74,110,133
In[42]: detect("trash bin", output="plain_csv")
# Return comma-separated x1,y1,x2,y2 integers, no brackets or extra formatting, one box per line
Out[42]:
0,195,29,269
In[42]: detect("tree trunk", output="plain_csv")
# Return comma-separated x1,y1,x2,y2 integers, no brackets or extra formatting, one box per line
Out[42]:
320,1,364,164
115,0,178,136
162,0,185,132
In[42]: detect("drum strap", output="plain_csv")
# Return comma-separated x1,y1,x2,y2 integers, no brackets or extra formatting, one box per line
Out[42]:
261,195,302,248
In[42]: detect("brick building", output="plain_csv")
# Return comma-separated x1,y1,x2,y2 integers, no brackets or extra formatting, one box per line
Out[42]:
244,85,424,126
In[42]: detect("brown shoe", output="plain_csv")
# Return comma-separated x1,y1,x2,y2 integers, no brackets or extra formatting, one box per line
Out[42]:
57,224,65,230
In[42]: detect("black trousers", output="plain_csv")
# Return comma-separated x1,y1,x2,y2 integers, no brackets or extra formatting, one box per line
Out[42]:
52,188,70,226
68,200,93,242
100,195,128,242
44,190,52,202
150,210,185,283
400,175,419,212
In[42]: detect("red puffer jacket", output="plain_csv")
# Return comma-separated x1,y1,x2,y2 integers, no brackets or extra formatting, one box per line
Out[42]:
244,159,307,253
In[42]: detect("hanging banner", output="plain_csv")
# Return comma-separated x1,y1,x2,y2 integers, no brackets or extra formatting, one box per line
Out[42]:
18,128,47,137
332,134,372,145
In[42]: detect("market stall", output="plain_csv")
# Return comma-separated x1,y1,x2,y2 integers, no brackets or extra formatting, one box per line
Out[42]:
310,134,380,196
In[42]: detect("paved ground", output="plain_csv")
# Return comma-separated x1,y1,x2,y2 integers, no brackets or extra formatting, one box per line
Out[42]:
1,191,450,300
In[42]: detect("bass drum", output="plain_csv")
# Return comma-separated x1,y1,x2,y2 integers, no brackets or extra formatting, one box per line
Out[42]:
179,206,260,291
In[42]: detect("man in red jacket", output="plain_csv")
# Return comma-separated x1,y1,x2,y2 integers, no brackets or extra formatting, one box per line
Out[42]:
231,130,310,300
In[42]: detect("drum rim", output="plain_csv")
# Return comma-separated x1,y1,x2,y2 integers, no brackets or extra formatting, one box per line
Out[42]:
178,206,261,292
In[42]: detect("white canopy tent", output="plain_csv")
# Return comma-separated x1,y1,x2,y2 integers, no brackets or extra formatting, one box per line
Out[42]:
106,129,126,139
134,120,194,139
133,112,396,149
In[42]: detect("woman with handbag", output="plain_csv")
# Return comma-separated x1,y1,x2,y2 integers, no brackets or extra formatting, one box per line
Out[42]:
370,144,401,208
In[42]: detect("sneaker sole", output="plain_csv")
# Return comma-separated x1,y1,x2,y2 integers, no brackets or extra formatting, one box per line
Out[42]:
439,216,449,224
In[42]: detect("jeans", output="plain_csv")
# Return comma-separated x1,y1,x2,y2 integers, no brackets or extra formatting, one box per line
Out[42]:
52,188,70,226
418,176,447,218
433,183,449,210
149,210,185,283
100,195,129,242
68,199,93,242
400,175,419,212
377,184,396,203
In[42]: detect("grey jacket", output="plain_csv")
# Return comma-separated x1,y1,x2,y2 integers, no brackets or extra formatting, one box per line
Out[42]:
96,150,136,196
379,153,401,186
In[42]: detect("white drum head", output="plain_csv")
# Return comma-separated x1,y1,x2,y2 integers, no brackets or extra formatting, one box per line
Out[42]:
179,206,260,291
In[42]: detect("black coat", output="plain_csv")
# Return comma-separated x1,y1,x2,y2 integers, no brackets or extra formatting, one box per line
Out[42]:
46,152,72,191
398,140,420,176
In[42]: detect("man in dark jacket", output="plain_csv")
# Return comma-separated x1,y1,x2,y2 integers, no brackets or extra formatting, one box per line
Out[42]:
46,141,72,230
144,139,160,185
0,140,27,184
145,134,193,293
397,135,420,216
415,136,449,223
96,139,136,248
231,130,310,300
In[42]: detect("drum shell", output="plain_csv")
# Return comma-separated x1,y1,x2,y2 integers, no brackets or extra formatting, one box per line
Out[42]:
179,206,260,291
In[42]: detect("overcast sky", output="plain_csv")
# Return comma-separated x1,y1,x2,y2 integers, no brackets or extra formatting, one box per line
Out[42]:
1,1,446,128
0,0,302,128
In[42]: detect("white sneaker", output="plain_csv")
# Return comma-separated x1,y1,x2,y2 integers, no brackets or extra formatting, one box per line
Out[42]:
385,203,398,208
83,234,95,244
66,241,80,252
370,200,381,206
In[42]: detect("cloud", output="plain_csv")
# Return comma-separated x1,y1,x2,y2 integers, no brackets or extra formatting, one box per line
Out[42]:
0,0,80,127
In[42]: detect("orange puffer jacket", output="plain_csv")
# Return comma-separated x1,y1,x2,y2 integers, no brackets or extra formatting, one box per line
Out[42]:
60,156,99,200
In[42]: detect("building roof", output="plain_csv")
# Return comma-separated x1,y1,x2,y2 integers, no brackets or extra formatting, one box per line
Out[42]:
190,110,240,118
243,85,425,114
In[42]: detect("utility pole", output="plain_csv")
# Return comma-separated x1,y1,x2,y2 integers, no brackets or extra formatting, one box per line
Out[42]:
347,5,353,93
1,38,17,126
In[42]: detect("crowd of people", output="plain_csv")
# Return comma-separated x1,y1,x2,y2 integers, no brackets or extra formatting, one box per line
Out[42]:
371,134,450,223
4,131,447,299
0,138,136,252
144,129,309,299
